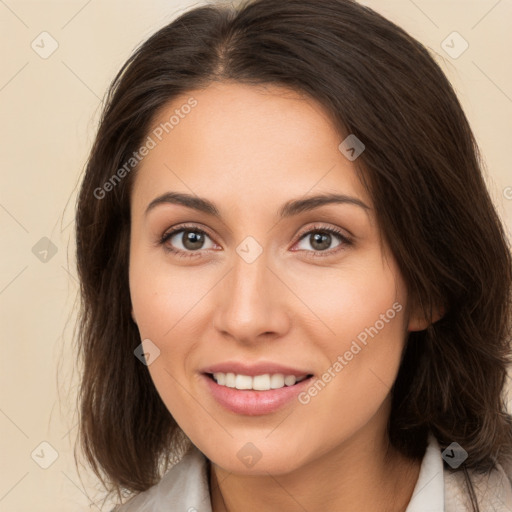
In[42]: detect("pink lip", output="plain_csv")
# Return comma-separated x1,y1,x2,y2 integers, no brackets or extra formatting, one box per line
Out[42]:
201,373,314,416
200,361,312,377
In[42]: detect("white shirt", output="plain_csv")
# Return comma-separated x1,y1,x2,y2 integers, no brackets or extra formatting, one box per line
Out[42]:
116,433,512,511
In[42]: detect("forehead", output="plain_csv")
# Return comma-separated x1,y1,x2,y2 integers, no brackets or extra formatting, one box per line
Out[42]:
131,81,371,216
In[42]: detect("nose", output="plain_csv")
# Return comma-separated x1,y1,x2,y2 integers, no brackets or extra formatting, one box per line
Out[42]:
212,250,291,345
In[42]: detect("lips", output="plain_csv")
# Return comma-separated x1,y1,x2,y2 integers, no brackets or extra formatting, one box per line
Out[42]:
201,361,313,416
202,372,314,415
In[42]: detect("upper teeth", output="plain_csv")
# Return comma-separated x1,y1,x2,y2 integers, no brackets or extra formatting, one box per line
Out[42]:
212,372,308,391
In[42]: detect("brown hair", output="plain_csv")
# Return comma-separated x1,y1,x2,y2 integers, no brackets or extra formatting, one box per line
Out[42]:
74,0,512,508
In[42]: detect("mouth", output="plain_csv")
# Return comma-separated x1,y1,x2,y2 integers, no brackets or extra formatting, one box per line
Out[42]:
201,372,315,416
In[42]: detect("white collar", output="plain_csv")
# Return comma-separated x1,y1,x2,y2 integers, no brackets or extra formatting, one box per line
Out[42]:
405,433,444,511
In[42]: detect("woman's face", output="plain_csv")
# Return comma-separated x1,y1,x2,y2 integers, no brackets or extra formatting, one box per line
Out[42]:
129,81,422,475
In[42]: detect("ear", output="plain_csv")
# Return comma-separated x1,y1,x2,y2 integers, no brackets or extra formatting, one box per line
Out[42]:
131,308,137,325
407,302,444,332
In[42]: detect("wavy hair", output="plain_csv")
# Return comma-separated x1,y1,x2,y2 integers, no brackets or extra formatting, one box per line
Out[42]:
74,0,512,509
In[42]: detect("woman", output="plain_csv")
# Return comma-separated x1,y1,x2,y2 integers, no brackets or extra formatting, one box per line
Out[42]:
74,0,512,510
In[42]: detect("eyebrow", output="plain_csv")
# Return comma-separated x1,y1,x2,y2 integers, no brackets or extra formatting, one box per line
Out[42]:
144,191,370,218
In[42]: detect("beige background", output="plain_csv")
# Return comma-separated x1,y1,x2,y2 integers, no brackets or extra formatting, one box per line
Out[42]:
0,0,511,510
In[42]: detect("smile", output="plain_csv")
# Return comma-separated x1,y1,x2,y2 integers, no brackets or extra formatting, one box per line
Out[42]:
202,372,315,415
209,372,310,390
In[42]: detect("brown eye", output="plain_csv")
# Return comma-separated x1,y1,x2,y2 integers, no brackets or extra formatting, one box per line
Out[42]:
179,230,207,250
294,226,352,256
160,226,216,257
306,231,336,251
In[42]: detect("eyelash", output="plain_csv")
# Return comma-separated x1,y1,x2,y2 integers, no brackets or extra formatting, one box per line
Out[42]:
158,223,353,259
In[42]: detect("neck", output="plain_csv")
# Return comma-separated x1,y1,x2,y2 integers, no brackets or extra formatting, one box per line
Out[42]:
208,429,422,512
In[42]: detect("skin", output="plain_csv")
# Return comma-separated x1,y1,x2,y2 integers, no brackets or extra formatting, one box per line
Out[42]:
129,81,436,511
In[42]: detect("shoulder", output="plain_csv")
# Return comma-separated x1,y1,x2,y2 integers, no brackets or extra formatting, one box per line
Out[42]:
444,458,512,511
407,433,512,511
113,445,212,512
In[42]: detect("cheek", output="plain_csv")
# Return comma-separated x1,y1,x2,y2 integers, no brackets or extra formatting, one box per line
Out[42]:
130,237,185,334
128,255,206,423
292,259,407,439
129,253,214,363
287,256,405,351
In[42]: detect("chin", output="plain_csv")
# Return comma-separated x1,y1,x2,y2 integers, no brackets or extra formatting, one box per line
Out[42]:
199,438,312,476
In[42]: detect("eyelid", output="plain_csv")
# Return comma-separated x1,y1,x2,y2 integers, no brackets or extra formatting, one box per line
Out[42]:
159,222,214,243
294,223,352,244
290,223,353,257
